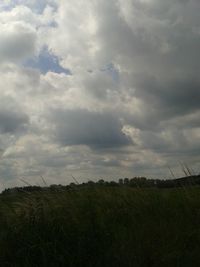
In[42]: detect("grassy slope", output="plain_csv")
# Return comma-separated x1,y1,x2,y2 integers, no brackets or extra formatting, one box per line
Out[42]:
0,186,200,267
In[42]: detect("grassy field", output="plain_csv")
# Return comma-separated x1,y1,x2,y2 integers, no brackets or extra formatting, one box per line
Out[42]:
0,185,200,266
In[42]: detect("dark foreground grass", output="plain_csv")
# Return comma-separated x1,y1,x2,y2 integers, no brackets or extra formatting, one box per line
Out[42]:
0,186,200,266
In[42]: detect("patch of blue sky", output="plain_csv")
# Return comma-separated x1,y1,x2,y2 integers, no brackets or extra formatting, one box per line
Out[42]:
27,1,47,14
0,1,15,11
47,21,58,28
25,0,58,14
0,0,57,14
24,47,71,75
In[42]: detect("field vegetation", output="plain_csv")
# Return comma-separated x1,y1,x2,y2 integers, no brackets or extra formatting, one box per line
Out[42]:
0,176,200,266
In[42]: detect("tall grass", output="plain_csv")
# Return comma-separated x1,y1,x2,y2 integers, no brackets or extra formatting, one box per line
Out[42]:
0,186,200,266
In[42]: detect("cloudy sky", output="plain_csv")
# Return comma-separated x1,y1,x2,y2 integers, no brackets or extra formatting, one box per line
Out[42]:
0,0,199,189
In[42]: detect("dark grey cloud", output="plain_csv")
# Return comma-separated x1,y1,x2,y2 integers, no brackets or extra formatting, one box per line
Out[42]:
49,109,132,149
0,110,28,134
0,97,29,134
0,21,37,63
96,0,200,84
133,74,200,115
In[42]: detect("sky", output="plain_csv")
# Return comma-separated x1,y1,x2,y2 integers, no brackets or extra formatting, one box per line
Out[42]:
0,0,199,190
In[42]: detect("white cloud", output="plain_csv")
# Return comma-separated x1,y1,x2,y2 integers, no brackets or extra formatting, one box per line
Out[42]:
0,4,57,63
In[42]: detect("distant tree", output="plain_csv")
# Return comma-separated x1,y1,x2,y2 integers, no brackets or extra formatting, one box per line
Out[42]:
87,181,95,186
98,179,105,185
118,178,123,185
124,178,129,185
69,182,77,188
108,181,119,186
129,178,138,187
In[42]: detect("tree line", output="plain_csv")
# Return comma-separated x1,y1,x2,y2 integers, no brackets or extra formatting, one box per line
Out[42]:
1,174,200,195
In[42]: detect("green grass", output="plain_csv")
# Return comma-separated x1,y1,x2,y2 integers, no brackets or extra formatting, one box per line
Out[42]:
0,186,200,266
